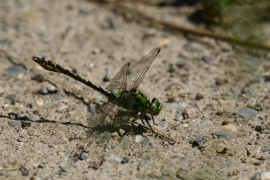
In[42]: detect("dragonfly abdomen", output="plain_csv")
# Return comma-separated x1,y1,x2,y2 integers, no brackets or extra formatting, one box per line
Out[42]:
32,57,112,97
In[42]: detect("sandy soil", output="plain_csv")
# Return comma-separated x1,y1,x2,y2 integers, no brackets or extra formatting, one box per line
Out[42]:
0,0,270,179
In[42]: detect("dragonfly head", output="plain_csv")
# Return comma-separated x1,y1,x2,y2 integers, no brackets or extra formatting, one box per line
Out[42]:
149,98,162,116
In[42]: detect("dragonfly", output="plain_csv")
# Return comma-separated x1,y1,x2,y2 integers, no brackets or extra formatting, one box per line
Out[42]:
32,48,176,166
32,48,163,137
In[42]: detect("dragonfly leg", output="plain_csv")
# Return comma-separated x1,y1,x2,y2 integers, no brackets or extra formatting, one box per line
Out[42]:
144,114,156,133
151,115,158,125
131,114,141,124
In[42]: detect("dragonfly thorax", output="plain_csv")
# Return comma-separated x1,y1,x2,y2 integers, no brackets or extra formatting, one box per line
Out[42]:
112,89,162,116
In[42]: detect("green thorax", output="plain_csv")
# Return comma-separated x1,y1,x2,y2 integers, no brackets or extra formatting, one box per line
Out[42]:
110,89,148,113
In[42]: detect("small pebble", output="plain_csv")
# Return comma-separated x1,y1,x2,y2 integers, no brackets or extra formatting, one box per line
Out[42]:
79,152,88,160
174,114,182,121
20,166,28,176
145,156,151,161
53,91,63,99
60,166,71,173
38,88,48,95
27,114,38,121
255,124,266,132
38,164,45,169
176,109,184,115
137,160,147,168
111,132,119,138
79,8,91,15
221,120,229,125
6,65,25,74
241,86,250,94
141,137,150,147
8,120,19,127
107,154,121,163
103,68,114,82
202,55,212,62
21,121,31,128
254,103,263,111
18,137,27,142
222,124,237,132
262,145,270,152
92,48,101,54
35,98,44,106
172,155,185,160
162,171,169,176
183,42,203,52
144,28,157,38
158,38,171,47
89,162,100,170
181,164,189,171
167,97,175,102
159,122,167,131
8,112,21,120
47,84,57,93
122,135,129,144
212,130,232,138
83,147,90,153
94,95,103,102
215,78,228,86
237,107,258,116
175,61,186,68
57,106,68,113
122,135,129,150
31,74,44,82
228,170,239,176
87,103,96,113
190,135,205,147
195,93,204,100
248,138,256,145
217,147,228,153
184,108,194,119
176,170,187,179
0,38,11,45
118,129,125,136
182,123,189,128
216,108,224,115
135,135,143,143
121,157,129,164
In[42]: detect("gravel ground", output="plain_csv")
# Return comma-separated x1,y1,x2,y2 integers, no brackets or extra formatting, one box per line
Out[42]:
0,0,270,180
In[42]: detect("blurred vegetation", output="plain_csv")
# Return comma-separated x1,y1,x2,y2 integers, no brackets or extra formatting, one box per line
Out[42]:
95,0,270,58
201,0,270,58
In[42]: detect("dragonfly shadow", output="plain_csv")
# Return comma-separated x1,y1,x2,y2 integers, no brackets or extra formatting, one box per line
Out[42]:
0,112,89,129
0,112,146,136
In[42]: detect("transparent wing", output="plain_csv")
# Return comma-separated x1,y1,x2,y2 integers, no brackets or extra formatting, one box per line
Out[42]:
106,63,130,93
87,131,111,169
112,93,139,127
82,101,117,167
126,48,160,90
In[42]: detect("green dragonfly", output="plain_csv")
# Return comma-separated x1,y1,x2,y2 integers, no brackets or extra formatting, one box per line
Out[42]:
32,48,163,135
